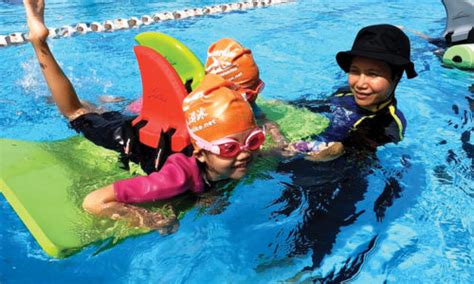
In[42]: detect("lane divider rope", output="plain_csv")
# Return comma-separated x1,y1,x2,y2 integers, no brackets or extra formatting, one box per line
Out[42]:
0,0,293,48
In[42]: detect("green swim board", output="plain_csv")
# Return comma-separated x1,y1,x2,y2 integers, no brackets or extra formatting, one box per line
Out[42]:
0,136,177,258
257,98,329,145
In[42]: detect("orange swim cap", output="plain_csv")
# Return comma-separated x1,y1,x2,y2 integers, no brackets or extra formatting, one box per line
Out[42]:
183,74,257,143
205,38,263,102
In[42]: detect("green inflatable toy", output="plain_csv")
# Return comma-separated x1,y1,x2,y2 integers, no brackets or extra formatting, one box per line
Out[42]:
442,44,474,69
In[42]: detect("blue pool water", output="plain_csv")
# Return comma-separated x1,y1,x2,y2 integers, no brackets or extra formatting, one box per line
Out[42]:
1,0,473,282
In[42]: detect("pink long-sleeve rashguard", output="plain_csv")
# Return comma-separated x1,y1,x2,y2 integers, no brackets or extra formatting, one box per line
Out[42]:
114,153,205,203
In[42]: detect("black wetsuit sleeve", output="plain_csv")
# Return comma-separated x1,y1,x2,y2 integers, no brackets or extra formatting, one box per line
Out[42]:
341,113,403,152
383,120,404,144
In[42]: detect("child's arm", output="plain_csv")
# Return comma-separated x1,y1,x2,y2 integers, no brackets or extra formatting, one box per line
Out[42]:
113,154,203,202
251,104,287,149
82,185,176,230
262,119,288,148
83,154,201,229
24,0,88,120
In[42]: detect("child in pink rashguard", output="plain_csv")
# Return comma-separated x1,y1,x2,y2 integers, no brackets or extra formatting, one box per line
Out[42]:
24,0,265,230
82,74,265,229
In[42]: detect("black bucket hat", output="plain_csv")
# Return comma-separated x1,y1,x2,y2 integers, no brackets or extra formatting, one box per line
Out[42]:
336,24,418,79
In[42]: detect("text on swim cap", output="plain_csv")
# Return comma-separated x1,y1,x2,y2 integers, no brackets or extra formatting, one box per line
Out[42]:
208,50,237,59
183,91,204,111
187,107,208,124
190,118,217,133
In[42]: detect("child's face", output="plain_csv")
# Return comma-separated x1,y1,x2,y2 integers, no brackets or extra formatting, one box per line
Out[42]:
348,56,395,109
195,128,258,181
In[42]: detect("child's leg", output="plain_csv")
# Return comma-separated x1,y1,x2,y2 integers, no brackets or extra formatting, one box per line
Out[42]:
24,0,87,120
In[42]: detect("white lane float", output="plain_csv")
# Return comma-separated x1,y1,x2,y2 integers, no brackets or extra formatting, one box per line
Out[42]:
0,0,293,47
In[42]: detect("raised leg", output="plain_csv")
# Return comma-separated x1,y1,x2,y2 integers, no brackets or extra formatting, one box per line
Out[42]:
24,0,88,120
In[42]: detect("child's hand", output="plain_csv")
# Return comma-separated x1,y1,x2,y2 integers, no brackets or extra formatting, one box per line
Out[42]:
280,142,300,157
157,221,179,235
304,142,344,162
283,140,344,161
286,140,327,153
139,205,178,232
280,141,313,157
117,204,178,233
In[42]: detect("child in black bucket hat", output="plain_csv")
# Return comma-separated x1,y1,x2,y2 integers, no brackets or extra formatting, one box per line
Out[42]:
289,24,417,161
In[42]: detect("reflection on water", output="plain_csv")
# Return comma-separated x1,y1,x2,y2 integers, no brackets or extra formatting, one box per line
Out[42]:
265,150,411,281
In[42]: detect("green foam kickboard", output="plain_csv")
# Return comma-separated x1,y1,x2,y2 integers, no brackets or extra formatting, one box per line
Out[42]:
258,97,329,145
0,137,152,258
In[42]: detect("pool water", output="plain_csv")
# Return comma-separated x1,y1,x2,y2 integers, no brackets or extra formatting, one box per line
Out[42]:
1,0,473,283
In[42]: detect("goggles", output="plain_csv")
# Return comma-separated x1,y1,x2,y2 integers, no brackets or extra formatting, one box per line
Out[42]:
241,80,265,103
190,128,265,158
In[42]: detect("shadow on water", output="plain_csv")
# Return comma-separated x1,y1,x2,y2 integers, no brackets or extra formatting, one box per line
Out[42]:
261,150,411,282
434,94,473,197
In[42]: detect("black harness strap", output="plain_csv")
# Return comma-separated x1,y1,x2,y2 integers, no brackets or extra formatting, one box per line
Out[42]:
119,118,192,174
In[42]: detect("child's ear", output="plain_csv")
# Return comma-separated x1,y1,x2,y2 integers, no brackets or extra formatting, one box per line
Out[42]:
193,148,207,163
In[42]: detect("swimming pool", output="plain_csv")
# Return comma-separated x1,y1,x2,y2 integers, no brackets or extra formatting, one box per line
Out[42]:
1,0,473,282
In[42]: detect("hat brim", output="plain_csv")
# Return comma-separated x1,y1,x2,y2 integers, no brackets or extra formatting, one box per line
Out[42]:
336,50,417,79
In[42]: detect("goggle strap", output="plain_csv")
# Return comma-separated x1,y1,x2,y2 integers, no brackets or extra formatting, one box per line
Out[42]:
231,48,252,61
188,127,221,155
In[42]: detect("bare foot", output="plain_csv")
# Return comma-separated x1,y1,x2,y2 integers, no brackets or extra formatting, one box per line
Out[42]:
24,0,49,43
